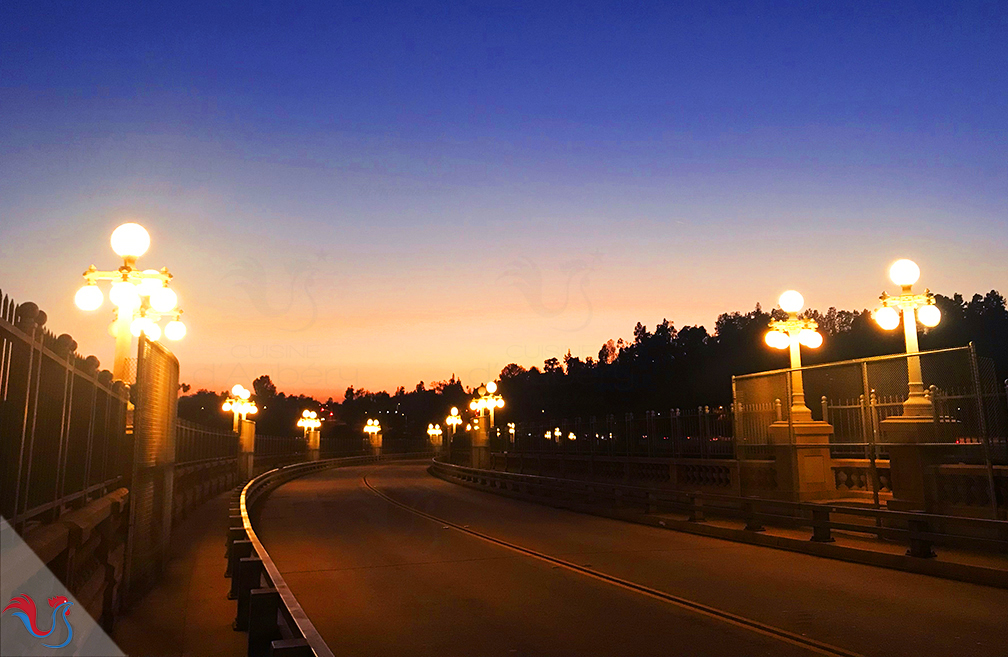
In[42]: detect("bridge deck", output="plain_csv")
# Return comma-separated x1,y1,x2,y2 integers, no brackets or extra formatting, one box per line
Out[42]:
253,462,1008,657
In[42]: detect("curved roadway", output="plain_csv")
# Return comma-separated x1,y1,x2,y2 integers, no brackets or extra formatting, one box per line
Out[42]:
253,462,1007,657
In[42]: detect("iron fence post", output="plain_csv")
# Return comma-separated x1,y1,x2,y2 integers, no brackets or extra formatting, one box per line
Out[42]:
861,363,881,512
968,342,999,519
810,506,834,543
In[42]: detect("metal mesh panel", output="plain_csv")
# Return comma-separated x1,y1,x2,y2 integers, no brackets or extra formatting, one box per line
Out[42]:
733,370,787,459
124,336,179,597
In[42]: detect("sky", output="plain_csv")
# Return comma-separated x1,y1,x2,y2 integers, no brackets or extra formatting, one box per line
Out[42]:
1,1,1006,397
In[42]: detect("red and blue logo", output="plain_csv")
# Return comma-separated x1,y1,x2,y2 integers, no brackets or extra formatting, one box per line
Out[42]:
3,594,74,649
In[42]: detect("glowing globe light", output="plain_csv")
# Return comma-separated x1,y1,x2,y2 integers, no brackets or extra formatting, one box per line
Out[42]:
144,321,161,341
232,384,246,397
222,401,232,411
450,407,459,416
798,329,823,348
486,381,497,394
764,330,790,350
778,290,805,314
130,316,150,337
109,281,140,309
75,284,103,311
149,286,178,312
164,319,186,340
889,259,921,287
110,223,150,259
137,271,163,296
874,306,901,331
917,304,941,328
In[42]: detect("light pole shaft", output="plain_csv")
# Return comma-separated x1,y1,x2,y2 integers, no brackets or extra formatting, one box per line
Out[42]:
112,307,132,381
901,305,929,415
788,331,812,422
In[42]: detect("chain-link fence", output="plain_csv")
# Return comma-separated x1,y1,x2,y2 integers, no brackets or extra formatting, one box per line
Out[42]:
734,344,1006,514
124,335,179,598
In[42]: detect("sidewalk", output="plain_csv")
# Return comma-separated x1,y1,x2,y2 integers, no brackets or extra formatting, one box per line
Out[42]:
113,491,246,657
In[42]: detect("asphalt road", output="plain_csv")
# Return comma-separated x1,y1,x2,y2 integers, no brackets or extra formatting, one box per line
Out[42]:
253,462,1008,657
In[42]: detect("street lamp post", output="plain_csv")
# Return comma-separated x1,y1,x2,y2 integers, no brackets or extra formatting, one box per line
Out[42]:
872,259,941,416
298,410,322,461
223,384,258,481
445,407,462,459
222,384,257,433
469,382,504,469
364,419,382,456
765,290,823,422
297,410,321,439
427,423,443,452
74,222,185,381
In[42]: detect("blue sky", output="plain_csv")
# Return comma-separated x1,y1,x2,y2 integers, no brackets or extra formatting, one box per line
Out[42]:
2,1,1005,394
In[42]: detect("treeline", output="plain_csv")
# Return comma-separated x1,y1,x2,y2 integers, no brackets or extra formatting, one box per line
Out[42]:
177,290,1007,434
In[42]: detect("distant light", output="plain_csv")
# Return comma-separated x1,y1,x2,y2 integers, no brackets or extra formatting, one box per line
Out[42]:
889,259,921,287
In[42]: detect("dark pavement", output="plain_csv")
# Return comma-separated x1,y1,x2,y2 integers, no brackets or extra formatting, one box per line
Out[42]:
253,463,1008,657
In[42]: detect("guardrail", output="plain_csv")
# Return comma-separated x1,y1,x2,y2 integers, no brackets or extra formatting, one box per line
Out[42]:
430,460,1008,559
225,452,432,657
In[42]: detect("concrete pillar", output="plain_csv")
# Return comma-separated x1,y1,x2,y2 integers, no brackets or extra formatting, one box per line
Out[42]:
307,428,320,462
239,419,256,482
472,411,490,469
767,420,836,502
880,416,937,511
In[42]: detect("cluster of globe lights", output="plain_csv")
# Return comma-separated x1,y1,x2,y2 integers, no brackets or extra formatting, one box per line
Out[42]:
764,290,823,350
74,223,186,341
364,418,381,434
446,407,463,428
222,384,257,416
427,423,443,437
297,410,322,431
873,259,941,330
470,381,505,412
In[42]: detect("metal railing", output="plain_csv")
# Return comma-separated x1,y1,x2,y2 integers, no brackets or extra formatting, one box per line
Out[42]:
226,452,433,656
1,289,130,531
430,459,1008,561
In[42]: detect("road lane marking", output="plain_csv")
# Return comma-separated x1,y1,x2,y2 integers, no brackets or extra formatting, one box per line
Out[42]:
363,474,864,657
